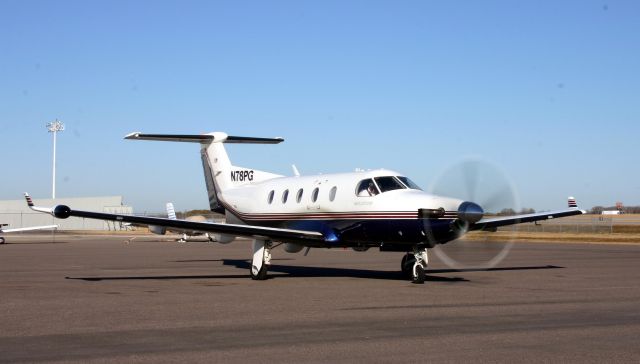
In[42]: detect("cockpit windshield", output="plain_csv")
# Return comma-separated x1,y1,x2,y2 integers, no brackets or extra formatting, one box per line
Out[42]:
397,176,422,190
374,176,405,193
356,176,423,196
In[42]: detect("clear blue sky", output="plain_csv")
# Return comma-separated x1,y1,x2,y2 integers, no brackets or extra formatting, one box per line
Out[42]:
1,0,638,212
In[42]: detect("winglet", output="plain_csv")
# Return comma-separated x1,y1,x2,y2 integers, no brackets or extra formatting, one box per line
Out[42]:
568,196,578,208
24,193,54,214
25,193,34,207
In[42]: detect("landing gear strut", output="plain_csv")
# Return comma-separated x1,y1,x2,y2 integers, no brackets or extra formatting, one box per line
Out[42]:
402,246,428,284
250,239,272,280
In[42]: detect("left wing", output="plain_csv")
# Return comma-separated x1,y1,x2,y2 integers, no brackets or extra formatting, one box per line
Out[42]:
25,194,327,246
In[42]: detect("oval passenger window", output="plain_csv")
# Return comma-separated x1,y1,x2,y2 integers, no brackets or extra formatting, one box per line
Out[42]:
329,186,337,201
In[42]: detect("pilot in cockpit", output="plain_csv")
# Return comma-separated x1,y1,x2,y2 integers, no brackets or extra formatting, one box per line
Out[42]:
357,179,379,197
367,182,378,196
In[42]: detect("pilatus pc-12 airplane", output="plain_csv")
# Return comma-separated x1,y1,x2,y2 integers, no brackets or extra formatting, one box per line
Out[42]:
26,132,585,283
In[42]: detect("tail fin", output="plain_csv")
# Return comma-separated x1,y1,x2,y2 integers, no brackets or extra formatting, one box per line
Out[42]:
125,132,284,213
166,203,177,220
568,196,578,208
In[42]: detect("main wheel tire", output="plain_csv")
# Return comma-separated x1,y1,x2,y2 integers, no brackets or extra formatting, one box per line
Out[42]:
250,264,268,280
401,253,415,279
0,237,5,244
412,264,426,284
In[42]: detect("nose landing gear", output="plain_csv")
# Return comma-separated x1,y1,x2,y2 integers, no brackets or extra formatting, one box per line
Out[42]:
401,247,429,284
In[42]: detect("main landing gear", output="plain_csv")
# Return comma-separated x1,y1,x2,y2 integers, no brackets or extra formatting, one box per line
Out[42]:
250,239,272,280
401,246,429,284
0,237,5,244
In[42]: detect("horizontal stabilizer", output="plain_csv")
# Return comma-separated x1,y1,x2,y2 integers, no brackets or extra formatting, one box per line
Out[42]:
125,132,283,144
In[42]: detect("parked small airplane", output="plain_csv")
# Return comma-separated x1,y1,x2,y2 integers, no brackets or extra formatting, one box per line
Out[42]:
0,223,58,244
26,132,585,283
149,202,217,242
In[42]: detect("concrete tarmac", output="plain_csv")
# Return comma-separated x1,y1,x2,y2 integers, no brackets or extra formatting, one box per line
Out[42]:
1,234,639,363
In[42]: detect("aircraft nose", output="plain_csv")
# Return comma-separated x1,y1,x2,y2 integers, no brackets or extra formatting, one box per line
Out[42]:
457,201,484,224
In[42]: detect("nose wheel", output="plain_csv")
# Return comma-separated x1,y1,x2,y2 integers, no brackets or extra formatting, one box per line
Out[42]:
402,247,428,284
401,253,415,279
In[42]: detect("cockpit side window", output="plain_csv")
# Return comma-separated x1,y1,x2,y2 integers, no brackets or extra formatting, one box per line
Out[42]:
397,176,423,190
356,179,379,197
374,176,405,193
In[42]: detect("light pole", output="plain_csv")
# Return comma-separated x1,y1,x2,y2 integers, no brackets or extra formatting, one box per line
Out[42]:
47,119,65,199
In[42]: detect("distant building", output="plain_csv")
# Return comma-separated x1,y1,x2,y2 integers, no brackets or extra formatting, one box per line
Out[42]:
0,196,132,230
602,210,621,215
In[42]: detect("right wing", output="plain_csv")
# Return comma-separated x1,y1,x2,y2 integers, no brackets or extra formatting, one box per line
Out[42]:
471,196,586,230
471,208,585,231
25,194,327,246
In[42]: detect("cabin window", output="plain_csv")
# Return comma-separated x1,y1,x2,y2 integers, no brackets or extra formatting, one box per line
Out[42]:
267,190,275,204
356,179,379,197
311,187,319,202
329,186,337,201
397,176,422,190
296,188,304,203
374,176,405,193
282,189,289,203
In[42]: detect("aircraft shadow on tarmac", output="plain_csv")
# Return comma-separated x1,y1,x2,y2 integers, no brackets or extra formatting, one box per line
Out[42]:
65,260,563,282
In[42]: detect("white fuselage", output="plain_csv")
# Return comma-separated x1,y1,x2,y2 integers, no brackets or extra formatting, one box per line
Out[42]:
220,169,463,221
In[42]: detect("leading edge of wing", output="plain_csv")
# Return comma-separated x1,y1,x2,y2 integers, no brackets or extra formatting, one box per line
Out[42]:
53,207,326,244
472,208,587,230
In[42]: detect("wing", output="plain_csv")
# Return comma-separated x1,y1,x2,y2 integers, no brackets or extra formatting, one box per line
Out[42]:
24,194,326,246
0,225,58,233
472,208,586,231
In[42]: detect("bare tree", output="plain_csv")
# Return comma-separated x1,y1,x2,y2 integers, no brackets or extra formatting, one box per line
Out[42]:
498,208,516,216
